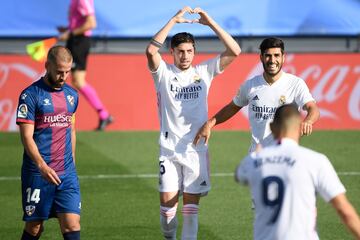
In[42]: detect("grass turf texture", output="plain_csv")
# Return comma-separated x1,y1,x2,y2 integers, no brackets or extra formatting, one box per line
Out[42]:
0,131,359,239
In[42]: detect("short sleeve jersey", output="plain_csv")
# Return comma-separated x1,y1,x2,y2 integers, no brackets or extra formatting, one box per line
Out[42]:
69,0,95,37
233,72,314,151
236,138,345,240
151,55,222,152
16,78,79,176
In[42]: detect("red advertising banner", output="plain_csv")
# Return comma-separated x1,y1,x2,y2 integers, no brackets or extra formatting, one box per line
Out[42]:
0,53,359,131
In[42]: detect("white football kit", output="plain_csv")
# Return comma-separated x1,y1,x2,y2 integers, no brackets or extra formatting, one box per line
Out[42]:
233,72,315,152
151,55,222,194
236,138,346,240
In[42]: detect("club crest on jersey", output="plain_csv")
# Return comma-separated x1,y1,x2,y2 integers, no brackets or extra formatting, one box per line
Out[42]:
67,95,75,106
21,93,27,100
193,75,201,84
25,205,36,216
43,98,51,106
17,104,28,118
279,95,286,105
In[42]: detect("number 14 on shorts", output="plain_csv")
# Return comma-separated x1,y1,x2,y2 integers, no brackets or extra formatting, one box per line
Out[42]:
26,187,41,204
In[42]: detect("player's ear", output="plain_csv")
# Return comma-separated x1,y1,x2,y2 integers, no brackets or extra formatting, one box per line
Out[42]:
170,48,174,55
270,122,278,139
282,53,285,64
259,53,264,62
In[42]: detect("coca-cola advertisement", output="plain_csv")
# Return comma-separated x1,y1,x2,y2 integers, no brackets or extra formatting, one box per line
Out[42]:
0,53,359,131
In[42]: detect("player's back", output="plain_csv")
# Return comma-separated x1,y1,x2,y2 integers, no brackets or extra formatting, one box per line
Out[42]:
237,138,344,240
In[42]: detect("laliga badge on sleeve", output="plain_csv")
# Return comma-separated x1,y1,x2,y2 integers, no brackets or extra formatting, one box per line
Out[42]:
17,104,28,118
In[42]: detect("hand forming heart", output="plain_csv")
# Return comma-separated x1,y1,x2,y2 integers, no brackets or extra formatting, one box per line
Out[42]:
173,6,212,26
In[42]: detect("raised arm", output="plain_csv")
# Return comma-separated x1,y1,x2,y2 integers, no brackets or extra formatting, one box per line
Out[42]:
193,7,241,71
330,193,360,239
19,123,61,185
145,6,194,71
193,100,241,145
301,101,320,136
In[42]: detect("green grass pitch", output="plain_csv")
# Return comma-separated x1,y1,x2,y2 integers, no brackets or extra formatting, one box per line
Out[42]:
0,131,359,239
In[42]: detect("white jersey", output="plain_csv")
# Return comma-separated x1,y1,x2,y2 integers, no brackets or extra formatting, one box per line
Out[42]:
233,72,315,152
151,55,222,152
236,138,346,240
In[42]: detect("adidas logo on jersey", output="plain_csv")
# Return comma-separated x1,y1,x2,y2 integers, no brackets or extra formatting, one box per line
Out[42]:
252,95,259,101
200,181,207,186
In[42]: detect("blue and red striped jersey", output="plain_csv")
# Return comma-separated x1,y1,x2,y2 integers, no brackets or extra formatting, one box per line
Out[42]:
16,78,79,176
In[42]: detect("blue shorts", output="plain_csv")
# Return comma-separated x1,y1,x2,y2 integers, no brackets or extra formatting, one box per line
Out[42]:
21,172,81,221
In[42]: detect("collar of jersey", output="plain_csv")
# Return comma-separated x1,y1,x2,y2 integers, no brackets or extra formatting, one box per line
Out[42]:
172,64,193,74
261,71,285,86
279,137,298,146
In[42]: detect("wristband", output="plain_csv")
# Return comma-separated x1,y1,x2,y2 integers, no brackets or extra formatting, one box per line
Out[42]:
150,38,163,48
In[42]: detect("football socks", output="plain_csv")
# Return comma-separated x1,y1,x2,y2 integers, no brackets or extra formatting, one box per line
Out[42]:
63,230,80,240
181,204,199,240
160,205,178,239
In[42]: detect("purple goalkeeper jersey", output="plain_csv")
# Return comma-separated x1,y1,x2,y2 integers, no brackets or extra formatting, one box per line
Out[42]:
16,78,79,176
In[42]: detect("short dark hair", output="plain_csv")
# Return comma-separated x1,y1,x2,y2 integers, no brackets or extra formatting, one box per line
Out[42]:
259,37,284,55
272,104,300,129
170,32,195,49
270,104,301,139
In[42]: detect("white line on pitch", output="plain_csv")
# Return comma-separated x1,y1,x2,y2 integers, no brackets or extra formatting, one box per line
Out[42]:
0,172,359,181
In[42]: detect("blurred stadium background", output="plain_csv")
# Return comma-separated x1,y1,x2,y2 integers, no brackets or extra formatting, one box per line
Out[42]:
0,0,360,239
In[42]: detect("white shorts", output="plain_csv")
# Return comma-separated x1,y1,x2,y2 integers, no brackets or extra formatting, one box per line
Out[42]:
158,147,211,196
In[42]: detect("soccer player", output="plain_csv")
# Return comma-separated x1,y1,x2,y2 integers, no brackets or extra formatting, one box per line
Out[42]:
58,0,113,131
16,46,81,240
235,104,360,240
235,104,360,239
194,37,320,152
145,6,241,240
